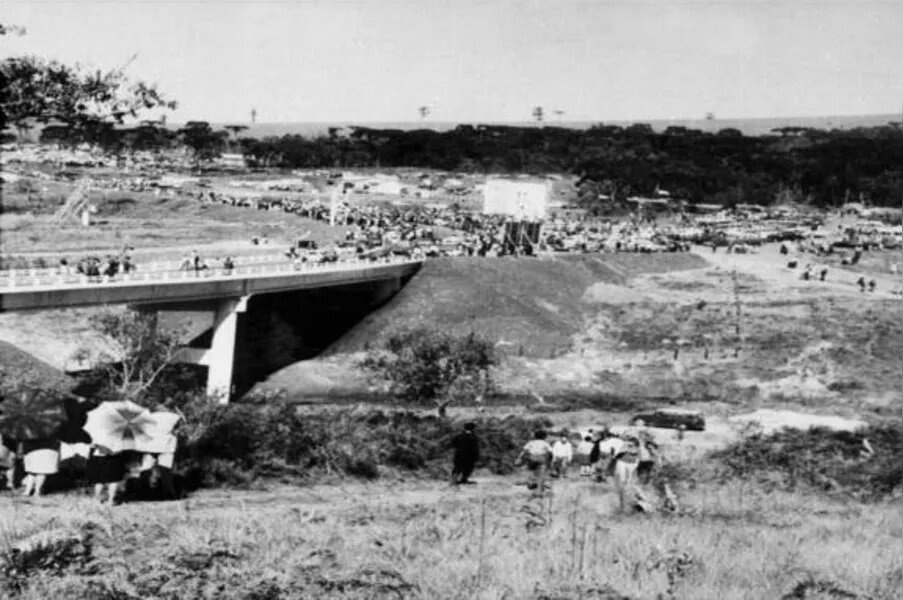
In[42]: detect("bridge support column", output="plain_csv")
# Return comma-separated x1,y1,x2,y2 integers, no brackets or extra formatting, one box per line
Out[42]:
206,296,249,403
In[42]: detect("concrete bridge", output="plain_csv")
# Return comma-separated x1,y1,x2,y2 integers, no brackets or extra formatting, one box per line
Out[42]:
0,257,422,401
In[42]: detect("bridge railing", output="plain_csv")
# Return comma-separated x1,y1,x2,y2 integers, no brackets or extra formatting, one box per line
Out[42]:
0,252,291,281
0,256,421,290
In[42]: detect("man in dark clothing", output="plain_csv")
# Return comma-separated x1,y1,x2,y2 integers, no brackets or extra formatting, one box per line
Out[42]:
450,423,480,485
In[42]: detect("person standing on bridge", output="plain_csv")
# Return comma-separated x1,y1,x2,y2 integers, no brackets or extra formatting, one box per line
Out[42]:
450,422,480,486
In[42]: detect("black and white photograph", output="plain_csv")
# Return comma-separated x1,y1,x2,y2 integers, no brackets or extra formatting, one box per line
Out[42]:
0,0,901,598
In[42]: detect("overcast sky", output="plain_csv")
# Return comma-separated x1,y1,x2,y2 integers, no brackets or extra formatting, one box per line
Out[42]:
3,0,901,124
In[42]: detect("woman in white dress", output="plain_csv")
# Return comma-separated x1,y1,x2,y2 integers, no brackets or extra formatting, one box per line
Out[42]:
22,438,60,497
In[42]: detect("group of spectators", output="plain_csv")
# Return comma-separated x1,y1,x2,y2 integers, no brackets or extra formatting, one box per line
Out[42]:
59,248,137,282
450,422,666,513
0,399,180,505
188,186,702,257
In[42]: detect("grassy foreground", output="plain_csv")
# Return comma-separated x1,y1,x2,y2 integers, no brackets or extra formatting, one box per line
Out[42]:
2,477,900,600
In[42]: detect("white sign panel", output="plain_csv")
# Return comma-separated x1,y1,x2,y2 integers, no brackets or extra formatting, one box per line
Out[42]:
482,179,549,220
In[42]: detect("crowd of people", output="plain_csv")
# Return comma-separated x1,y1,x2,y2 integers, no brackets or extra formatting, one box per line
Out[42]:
5,167,901,278
451,421,667,513
1,436,180,505
178,183,902,259
0,398,181,505
5,405,667,511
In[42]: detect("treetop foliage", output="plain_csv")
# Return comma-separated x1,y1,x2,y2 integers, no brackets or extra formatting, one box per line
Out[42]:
235,122,903,209
361,327,496,415
1,53,176,141
2,20,900,209
177,120,229,166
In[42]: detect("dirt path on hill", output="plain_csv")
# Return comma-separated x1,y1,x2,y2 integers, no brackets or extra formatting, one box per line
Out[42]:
691,243,900,300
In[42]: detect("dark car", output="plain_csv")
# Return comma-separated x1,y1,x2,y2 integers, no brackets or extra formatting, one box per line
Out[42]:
630,408,705,432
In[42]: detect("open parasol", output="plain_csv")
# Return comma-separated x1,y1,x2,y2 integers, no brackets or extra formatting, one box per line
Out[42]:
0,389,66,441
135,411,181,454
83,400,156,453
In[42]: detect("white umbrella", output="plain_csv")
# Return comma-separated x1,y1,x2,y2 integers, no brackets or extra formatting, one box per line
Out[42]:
135,411,181,454
83,400,155,453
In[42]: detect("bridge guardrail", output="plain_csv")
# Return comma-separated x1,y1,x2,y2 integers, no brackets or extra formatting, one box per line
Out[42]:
0,256,421,291
0,252,291,281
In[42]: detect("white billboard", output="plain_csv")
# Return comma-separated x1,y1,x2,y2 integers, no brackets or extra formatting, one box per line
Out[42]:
482,179,549,220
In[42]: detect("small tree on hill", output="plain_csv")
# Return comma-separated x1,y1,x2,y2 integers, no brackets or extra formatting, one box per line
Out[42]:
361,327,496,417
71,310,186,406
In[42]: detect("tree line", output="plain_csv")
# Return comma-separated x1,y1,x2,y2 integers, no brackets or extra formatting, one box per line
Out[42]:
2,22,901,210
30,120,903,210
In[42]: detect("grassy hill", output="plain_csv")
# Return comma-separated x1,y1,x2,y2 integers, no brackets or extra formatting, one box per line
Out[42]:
0,339,72,392
329,253,707,358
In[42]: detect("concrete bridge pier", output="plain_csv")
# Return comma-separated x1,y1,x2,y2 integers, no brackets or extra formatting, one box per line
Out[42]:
205,296,249,402
170,295,250,403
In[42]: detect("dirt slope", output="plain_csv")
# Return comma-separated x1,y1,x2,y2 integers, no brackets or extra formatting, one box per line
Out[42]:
329,253,707,358
0,339,72,391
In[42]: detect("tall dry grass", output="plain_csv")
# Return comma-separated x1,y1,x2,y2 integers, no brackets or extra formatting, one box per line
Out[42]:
2,477,899,599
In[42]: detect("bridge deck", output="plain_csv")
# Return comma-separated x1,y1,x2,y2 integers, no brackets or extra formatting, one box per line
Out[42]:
0,258,422,311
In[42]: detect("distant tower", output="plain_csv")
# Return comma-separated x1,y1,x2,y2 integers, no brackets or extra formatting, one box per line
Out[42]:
251,108,257,124
532,106,544,124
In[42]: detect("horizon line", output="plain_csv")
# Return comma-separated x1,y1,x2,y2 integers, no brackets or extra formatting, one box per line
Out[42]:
184,111,899,126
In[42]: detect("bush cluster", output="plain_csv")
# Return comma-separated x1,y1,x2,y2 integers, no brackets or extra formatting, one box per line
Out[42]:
710,422,903,501
360,327,496,416
176,400,551,489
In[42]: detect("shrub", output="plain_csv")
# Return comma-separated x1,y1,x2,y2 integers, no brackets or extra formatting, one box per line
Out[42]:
360,327,496,416
174,399,552,488
710,422,903,500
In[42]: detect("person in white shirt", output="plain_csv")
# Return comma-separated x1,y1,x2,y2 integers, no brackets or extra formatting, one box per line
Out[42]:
551,435,574,479
516,430,553,496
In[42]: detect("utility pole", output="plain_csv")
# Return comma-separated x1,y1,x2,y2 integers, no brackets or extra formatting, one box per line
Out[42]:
731,268,743,359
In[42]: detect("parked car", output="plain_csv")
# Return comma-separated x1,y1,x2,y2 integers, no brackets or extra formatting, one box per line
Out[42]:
630,408,705,431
